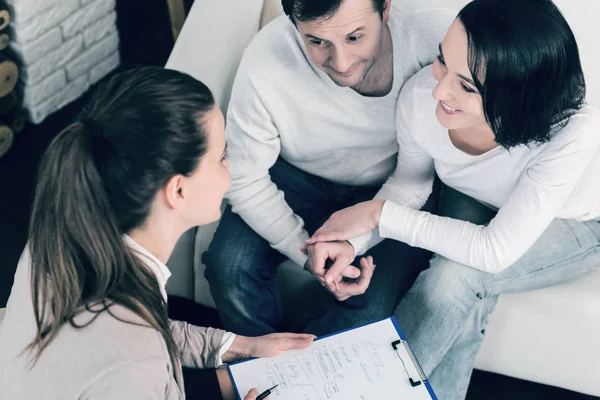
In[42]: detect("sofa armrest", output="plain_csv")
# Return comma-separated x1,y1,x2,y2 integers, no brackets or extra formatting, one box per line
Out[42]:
166,228,197,300
191,221,220,308
165,0,265,111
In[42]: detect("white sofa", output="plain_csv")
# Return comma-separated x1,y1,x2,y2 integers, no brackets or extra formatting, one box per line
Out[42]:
164,0,600,396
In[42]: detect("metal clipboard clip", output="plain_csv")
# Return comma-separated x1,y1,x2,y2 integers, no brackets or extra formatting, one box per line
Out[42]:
392,339,427,387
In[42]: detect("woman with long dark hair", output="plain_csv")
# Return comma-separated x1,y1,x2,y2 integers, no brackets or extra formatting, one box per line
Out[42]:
0,67,314,399
305,0,600,398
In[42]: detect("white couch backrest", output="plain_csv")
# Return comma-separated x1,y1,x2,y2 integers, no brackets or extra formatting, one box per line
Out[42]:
262,0,284,27
167,0,599,111
166,0,265,110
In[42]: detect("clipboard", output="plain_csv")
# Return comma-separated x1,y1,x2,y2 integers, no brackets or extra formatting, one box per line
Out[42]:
389,317,433,392
227,316,437,400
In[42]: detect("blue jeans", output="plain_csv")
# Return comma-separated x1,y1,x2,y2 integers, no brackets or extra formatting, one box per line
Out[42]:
394,186,600,399
203,158,432,336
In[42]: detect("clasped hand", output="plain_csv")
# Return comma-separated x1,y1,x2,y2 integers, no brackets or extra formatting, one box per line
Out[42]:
301,200,386,301
302,240,375,302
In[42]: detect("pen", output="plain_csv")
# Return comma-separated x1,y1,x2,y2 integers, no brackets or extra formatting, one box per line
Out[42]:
256,384,278,399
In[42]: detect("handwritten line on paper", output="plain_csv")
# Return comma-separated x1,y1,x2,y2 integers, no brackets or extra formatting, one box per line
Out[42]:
228,318,433,400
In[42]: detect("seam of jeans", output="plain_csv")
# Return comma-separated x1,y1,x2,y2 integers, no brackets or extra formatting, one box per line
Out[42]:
427,292,482,371
564,219,585,248
584,219,600,243
457,271,489,300
490,243,600,295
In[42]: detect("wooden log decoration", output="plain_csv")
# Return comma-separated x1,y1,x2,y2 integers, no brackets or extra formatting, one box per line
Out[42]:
0,75,26,129
0,122,13,160
0,1,11,52
0,90,15,114
10,109,25,133
2,106,26,134
0,90,25,133
0,31,9,51
0,9,9,32
0,55,18,98
0,0,19,159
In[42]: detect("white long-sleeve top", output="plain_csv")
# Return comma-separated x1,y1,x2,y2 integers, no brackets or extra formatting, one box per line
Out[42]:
350,66,600,273
224,6,456,268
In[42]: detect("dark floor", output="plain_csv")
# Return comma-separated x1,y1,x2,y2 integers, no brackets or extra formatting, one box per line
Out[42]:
0,1,596,399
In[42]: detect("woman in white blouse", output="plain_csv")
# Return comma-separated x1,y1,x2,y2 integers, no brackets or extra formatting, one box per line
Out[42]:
0,67,314,399
305,0,600,399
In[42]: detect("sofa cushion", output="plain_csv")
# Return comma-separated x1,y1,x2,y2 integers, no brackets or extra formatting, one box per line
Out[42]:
261,0,284,28
475,267,600,395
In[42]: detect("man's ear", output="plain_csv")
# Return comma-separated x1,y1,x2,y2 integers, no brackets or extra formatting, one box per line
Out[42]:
382,0,391,24
164,174,185,210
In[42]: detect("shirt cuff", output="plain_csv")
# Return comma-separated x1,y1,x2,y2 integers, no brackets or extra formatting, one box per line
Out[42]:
216,332,237,366
378,200,414,243
347,229,383,257
271,227,310,268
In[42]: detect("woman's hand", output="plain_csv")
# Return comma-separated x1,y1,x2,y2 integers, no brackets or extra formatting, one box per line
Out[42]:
248,333,316,358
217,368,269,400
306,199,386,244
304,240,360,286
222,333,315,363
244,388,261,399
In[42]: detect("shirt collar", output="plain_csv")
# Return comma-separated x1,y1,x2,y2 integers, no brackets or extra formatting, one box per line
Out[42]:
124,235,171,302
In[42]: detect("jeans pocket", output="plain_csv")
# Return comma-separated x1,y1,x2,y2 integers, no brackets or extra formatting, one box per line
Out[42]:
583,219,600,244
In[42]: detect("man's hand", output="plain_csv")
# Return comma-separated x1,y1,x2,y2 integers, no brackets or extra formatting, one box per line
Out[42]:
303,241,360,287
305,199,386,245
222,333,315,364
304,241,376,302
325,255,376,302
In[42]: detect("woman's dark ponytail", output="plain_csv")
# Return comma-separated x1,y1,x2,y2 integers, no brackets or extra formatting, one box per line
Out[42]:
26,67,215,373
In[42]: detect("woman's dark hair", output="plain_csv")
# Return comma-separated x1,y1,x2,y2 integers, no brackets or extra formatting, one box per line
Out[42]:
458,0,586,148
282,0,386,24
26,67,215,373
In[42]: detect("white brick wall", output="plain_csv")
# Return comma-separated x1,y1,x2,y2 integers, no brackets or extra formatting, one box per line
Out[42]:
83,12,117,47
8,0,120,124
61,0,116,39
10,0,61,25
66,31,119,81
26,35,85,84
11,28,62,65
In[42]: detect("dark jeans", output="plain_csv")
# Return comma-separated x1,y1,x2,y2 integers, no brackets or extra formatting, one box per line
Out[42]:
182,367,222,400
203,158,433,336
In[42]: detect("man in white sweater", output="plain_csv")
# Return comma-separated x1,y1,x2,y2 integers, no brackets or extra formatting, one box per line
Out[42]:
203,0,454,336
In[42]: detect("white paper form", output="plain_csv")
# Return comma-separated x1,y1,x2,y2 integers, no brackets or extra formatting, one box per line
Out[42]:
228,318,434,400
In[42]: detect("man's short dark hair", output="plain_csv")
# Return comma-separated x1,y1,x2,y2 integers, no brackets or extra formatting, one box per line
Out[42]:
458,0,586,148
281,0,387,25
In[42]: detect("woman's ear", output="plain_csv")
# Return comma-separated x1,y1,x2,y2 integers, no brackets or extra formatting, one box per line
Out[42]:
163,174,185,210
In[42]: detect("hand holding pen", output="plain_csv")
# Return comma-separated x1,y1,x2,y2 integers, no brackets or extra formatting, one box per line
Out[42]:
244,384,278,399
256,384,278,399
